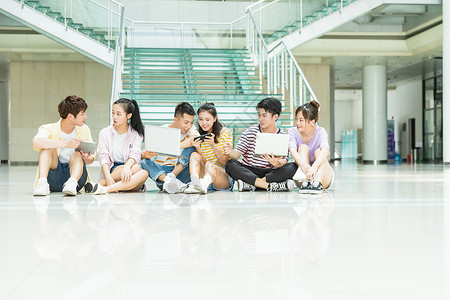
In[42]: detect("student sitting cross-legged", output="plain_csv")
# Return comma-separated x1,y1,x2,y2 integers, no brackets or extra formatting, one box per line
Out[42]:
184,103,234,194
32,95,95,196
141,102,199,193
90,98,149,194
224,97,297,192
289,101,334,194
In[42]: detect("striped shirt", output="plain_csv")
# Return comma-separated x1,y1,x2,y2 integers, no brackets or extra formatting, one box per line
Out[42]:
155,124,199,166
236,125,288,169
200,127,232,167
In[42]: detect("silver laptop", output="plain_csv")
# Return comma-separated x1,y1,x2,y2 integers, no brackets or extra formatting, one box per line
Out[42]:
145,125,181,157
254,132,289,157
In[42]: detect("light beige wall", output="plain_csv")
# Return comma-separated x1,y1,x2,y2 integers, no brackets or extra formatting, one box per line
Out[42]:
10,61,112,162
298,63,331,136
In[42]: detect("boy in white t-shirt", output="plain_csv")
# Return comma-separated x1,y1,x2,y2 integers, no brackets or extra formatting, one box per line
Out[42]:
141,102,199,193
32,95,95,196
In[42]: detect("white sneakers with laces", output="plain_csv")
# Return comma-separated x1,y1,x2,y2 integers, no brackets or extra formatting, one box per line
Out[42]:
33,178,50,196
62,177,78,196
267,179,295,192
163,173,187,194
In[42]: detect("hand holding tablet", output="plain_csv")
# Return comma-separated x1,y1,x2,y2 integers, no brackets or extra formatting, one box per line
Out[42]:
75,141,97,154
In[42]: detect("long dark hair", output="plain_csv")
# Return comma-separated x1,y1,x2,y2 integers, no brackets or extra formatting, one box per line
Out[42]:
197,103,222,144
114,98,145,137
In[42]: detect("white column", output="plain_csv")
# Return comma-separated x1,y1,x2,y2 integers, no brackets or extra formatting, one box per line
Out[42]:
443,0,450,163
363,63,387,163
0,62,9,162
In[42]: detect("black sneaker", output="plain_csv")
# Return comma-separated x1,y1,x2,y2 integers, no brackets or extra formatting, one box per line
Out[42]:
310,180,323,194
237,180,256,192
267,180,295,192
84,182,94,193
298,180,311,194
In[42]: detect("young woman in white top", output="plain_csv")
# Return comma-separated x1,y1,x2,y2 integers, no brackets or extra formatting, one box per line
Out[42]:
185,103,234,194
92,98,148,194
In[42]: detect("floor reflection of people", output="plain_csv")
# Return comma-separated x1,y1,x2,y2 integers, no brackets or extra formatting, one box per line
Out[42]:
32,195,95,287
290,192,335,262
95,193,147,282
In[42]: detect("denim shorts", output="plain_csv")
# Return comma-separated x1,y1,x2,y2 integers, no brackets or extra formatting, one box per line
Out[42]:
47,161,87,192
111,162,124,173
208,175,235,192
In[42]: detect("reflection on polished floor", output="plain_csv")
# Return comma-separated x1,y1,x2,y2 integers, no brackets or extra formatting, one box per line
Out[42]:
0,163,449,300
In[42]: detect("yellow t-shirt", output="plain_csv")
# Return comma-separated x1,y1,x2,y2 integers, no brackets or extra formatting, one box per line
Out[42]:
200,127,232,167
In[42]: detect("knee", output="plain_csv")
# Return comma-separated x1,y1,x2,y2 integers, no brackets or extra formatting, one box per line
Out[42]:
298,144,309,152
131,164,141,172
225,159,237,173
69,151,82,161
205,162,216,173
39,148,56,157
190,151,201,162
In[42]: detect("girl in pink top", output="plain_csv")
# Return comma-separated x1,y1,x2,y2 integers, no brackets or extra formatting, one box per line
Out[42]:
92,98,148,194
289,101,334,194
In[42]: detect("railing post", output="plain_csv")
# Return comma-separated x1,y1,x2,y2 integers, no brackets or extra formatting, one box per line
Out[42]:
230,23,233,49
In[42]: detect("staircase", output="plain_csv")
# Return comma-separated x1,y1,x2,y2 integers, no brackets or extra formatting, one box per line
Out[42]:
121,48,293,143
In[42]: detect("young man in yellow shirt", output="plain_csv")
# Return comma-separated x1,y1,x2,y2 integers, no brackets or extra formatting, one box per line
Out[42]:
32,95,94,196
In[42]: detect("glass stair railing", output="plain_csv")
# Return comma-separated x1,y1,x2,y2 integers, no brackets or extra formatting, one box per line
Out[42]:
17,0,119,49
265,0,355,44
121,48,292,144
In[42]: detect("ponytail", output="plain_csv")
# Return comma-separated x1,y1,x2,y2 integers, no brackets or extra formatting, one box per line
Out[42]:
114,98,145,138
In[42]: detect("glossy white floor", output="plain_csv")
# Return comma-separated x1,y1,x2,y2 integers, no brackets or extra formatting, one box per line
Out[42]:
0,162,449,300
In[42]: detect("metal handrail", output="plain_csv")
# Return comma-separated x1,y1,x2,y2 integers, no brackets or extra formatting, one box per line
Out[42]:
109,4,125,124
247,8,319,105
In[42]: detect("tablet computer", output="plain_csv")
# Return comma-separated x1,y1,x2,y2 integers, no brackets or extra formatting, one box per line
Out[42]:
75,141,97,154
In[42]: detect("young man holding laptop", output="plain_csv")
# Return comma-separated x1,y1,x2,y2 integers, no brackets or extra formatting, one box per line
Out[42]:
224,97,297,192
32,95,95,196
141,102,199,193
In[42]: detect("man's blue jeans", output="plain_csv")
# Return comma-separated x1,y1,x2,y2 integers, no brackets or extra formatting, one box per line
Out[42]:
141,147,195,190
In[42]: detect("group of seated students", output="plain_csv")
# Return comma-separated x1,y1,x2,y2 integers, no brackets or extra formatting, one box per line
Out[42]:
32,95,334,196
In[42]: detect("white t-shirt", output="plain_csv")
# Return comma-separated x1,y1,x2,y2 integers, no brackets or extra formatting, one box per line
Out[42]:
59,129,76,163
112,129,127,164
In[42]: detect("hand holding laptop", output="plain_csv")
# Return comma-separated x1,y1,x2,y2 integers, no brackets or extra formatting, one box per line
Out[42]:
142,150,157,159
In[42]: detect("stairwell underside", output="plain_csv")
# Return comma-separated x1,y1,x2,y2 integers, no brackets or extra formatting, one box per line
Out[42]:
0,1,114,68
270,0,442,52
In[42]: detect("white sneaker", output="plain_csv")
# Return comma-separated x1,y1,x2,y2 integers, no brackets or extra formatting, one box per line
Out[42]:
184,183,200,194
267,179,295,192
62,177,78,196
237,179,256,192
163,174,187,194
191,174,210,194
292,167,307,181
92,183,109,195
33,178,50,196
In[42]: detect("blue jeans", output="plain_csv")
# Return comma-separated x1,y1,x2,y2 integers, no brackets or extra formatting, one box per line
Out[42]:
141,147,195,190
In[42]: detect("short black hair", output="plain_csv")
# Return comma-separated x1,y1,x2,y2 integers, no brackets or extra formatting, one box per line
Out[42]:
174,102,196,118
256,97,282,119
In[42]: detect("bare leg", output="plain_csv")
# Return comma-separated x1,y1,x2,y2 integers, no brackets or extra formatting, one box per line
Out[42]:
38,149,58,179
294,144,311,187
255,177,269,190
156,163,184,182
106,165,148,192
68,151,85,180
313,148,333,188
298,144,311,167
189,152,206,178
205,162,230,189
